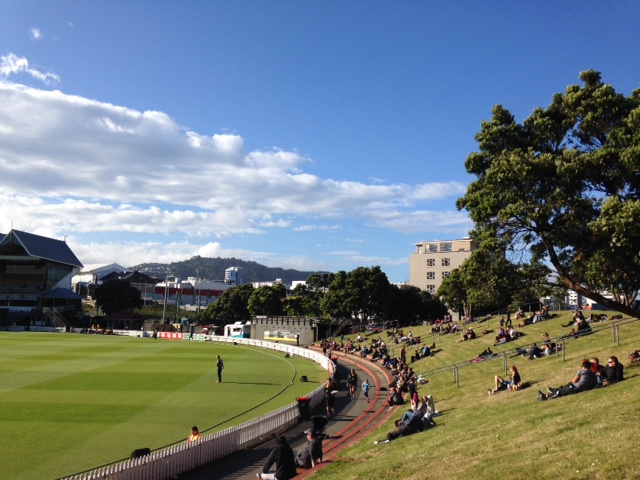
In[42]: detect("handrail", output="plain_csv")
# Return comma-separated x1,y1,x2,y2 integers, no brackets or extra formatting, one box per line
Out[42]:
42,307,72,330
416,316,639,382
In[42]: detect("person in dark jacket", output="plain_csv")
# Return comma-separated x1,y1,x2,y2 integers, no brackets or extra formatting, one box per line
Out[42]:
256,435,297,480
603,356,624,385
374,409,428,444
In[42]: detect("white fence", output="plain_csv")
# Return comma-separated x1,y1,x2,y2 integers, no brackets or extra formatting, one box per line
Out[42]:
60,337,330,480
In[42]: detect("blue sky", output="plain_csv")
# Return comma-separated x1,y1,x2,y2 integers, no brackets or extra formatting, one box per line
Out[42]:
1,2,639,283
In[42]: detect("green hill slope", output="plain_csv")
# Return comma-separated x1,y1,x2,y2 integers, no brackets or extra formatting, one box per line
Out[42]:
130,256,323,284
313,311,640,480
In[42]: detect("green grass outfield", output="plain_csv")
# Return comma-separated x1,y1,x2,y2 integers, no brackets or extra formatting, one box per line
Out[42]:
313,312,640,480
0,333,327,480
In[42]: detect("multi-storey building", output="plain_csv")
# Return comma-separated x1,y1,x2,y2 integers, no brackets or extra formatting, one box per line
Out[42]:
409,238,476,294
0,229,83,326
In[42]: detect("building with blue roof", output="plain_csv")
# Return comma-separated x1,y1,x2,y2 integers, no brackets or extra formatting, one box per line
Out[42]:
0,229,83,328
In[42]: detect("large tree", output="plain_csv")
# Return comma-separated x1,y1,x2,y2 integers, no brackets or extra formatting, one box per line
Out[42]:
390,284,448,326
458,70,640,317
282,282,322,317
321,266,393,325
93,280,143,315
202,283,254,324
248,284,286,316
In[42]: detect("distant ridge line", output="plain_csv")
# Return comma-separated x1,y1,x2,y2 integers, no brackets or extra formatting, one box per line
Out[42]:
129,256,329,284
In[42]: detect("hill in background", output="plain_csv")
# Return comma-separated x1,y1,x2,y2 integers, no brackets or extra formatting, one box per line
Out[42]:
130,256,323,284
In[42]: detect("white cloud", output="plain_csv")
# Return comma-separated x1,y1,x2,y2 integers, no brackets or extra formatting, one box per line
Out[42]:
29,28,42,41
0,53,59,84
0,69,472,277
0,80,466,234
293,224,342,232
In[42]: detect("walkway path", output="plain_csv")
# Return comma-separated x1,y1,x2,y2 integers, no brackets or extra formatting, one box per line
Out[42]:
179,348,395,480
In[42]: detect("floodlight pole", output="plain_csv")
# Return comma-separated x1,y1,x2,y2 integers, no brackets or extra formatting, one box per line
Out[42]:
162,275,169,324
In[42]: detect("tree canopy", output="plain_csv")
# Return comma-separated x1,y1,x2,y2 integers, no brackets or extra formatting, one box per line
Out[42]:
93,280,144,315
457,70,640,317
202,283,253,324
248,283,286,316
321,267,393,325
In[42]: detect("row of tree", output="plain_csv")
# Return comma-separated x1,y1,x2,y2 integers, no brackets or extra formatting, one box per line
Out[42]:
201,266,448,327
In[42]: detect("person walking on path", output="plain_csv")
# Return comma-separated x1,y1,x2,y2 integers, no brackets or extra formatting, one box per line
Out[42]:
256,435,297,480
216,355,224,383
325,377,337,417
362,378,370,403
347,368,358,400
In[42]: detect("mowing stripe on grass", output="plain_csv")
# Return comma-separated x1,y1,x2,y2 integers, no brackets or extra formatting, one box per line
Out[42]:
0,332,327,480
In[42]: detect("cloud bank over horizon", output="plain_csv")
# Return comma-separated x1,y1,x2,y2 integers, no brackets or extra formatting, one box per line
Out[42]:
0,53,471,275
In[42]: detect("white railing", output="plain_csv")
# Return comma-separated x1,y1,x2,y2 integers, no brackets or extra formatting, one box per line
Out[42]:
60,337,330,480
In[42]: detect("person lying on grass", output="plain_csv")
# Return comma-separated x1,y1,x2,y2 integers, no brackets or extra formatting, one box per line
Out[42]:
374,409,436,444
538,359,597,401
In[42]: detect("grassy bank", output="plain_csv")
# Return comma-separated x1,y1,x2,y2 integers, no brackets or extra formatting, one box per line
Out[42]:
313,311,640,480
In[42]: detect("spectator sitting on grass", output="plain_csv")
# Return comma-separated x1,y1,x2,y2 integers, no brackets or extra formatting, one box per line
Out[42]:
489,365,521,395
576,317,592,335
417,394,439,416
494,327,507,344
457,327,476,343
603,356,624,385
540,333,555,355
386,386,404,410
589,357,606,386
528,343,542,360
538,359,597,401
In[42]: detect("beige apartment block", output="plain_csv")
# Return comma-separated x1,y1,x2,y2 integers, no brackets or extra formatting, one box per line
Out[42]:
409,238,476,294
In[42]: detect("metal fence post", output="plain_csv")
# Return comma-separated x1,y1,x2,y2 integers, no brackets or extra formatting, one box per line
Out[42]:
616,324,620,347
454,366,459,387
562,339,566,361
503,352,508,375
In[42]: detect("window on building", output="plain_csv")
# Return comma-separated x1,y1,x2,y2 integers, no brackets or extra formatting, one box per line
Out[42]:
442,258,451,267
440,243,453,252
426,272,435,280
417,246,423,254
426,285,436,294
426,258,436,267
427,244,438,253
442,271,450,279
